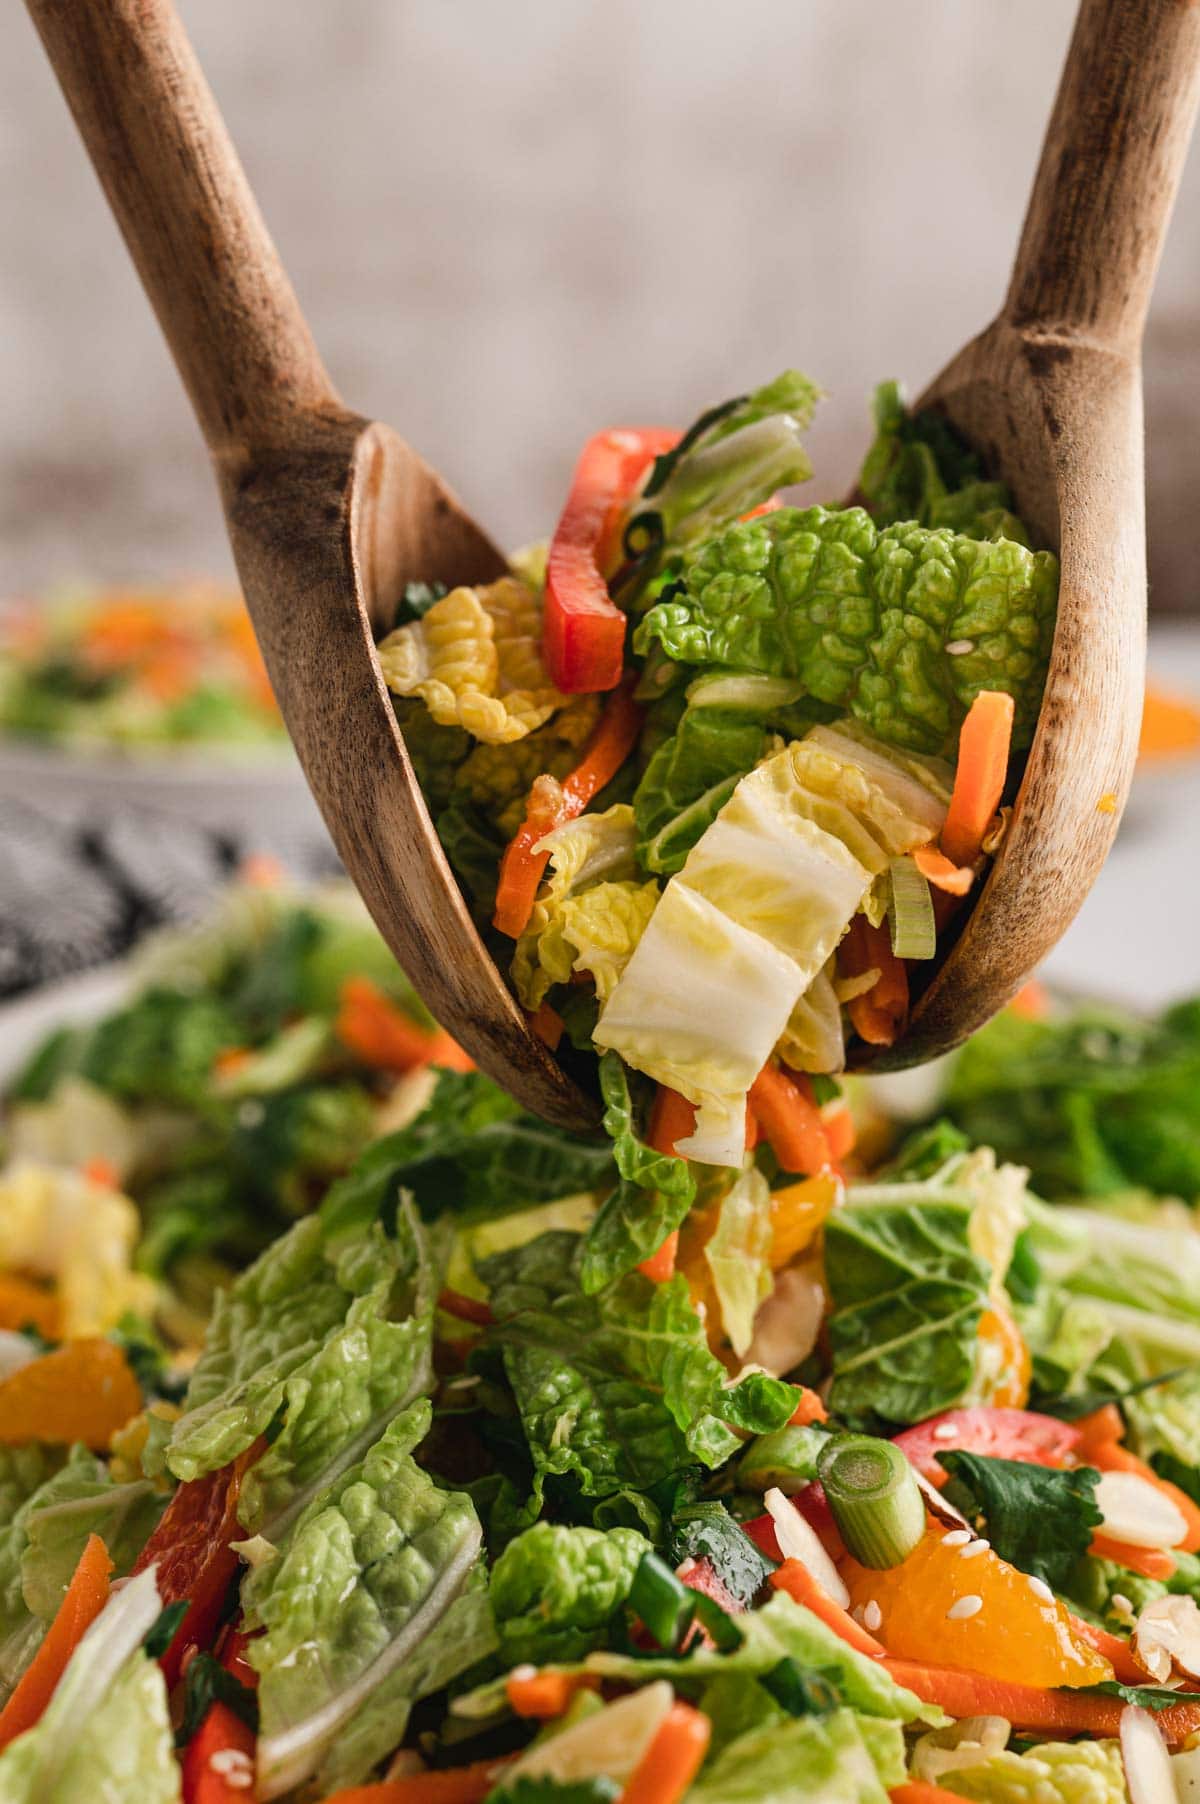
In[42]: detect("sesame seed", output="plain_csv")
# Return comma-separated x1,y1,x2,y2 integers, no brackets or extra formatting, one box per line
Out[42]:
947,1594,984,1621
511,1663,537,1682
942,1529,972,1546
863,1599,883,1632
945,639,975,656
1111,1592,1136,1625
210,1750,254,1781
1027,1575,1054,1603
959,1539,990,1559
932,1424,958,1441
851,1604,867,1626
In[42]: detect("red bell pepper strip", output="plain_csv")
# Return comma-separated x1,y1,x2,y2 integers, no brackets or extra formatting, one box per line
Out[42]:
543,427,679,694
493,674,644,938
132,1438,264,1689
181,1700,257,1804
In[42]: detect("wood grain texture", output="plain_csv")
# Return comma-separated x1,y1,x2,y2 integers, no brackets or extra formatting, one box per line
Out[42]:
862,0,1200,1070
24,0,598,1129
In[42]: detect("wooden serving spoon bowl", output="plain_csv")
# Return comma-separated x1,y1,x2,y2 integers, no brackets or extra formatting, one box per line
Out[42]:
24,0,1200,1122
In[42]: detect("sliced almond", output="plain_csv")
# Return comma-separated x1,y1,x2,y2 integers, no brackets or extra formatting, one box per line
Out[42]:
912,1465,971,1532
1133,1595,1200,1687
1096,1470,1189,1549
764,1487,850,1607
1121,1704,1177,1804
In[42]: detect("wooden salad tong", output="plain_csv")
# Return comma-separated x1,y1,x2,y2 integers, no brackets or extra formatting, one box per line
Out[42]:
23,0,1200,1126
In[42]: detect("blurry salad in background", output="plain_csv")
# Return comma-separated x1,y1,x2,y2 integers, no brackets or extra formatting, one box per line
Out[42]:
379,369,1059,1193
0,583,285,751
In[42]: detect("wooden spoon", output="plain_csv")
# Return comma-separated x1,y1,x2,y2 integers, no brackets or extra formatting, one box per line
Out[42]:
24,0,594,1129
23,0,1200,1122
863,0,1200,1070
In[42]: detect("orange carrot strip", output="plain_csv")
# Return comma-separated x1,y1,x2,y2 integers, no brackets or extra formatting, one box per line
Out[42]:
438,1288,494,1327
638,1230,679,1285
788,1386,828,1428
1008,978,1050,1020
941,690,1015,868
335,976,466,1073
838,916,909,1047
212,1047,252,1080
882,1655,1200,1745
426,1029,476,1072
0,1275,59,1338
0,1534,112,1750
1068,1614,1144,1685
912,845,974,897
494,676,643,938
769,1559,884,1657
528,1001,565,1053
749,1065,832,1176
1138,683,1200,764
318,1758,514,1804
1073,1403,1125,1455
890,1786,971,1804
822,1102,857,1163
620,1700,711,1804
505,1669,597,1719
646,1086,698,1157
80,1157,119,1189
1089,1533,1176,1581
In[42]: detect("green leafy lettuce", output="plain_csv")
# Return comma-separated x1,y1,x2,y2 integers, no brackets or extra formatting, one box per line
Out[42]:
489,1522,650,1666
320,1069,614,1241
686,1708,902,1804
580,1055,696,1294
634,505,1057,756
859,379,1029,544
244,1403,491,1798
479,1231,794,1502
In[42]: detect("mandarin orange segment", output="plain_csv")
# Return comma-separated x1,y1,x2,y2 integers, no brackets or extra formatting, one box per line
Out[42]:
841,1528,1112,1688
976,1305,1032,1409
0,1340,141,1450
769,1172,840,1269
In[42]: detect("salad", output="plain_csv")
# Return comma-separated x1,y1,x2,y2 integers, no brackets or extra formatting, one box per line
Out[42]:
1,924,1200,1800
0,584,285,751
379,371,1058,1171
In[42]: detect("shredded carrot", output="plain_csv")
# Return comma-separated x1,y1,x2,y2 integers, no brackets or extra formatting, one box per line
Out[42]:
1073,1403,1124,1455
1008,978,1050,1021
0,1533,112,1750
822,1102,857,1163
1138,683,1200,763
788,1386,828,1428
239,852,285,889
769,1559,884,1657
438,1288,494,1327
212,1047,252,1080
749,1064,832,1176
335,976,470,1073
1089,1532,1177,1581
882,1655,1200,1744
528,1000,565,1052
1068,1613,1144,1685
646,1085,698,1157
493,675,643,939
941,690,1015,868
620,1700,711,1804
318,1759,514,1804
890,1786,971,1804
912,844,974,897
505,1669,597,1719
838,916,909,1047
0,1340,141,1448
638,1230,679,1285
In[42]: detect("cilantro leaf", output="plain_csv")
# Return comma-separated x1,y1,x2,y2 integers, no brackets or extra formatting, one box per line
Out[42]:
937,1450,1102,1592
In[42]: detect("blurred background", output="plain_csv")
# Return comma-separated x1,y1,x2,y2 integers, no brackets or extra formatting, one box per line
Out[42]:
0,0,1197,994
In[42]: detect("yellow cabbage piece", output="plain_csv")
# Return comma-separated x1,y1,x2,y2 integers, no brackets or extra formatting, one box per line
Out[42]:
595,721,948,1165
512,806,657,1008
0,1159,158,1335
377,577,567,744
456,694,601,838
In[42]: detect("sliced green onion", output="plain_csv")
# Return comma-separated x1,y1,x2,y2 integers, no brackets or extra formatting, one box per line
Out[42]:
887,855,937,961
816,1434,926,1570
761,1656,839,1717
808,1074,841,1106
689,1591,744,1653
629,1552,695,1651
738,1424,828,1494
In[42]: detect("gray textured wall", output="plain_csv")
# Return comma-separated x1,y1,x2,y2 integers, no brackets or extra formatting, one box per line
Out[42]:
2,1,1197,604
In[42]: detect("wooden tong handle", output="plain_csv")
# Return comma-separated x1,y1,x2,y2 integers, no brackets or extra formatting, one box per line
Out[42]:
25,0,339,453
1006,0,1200,349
